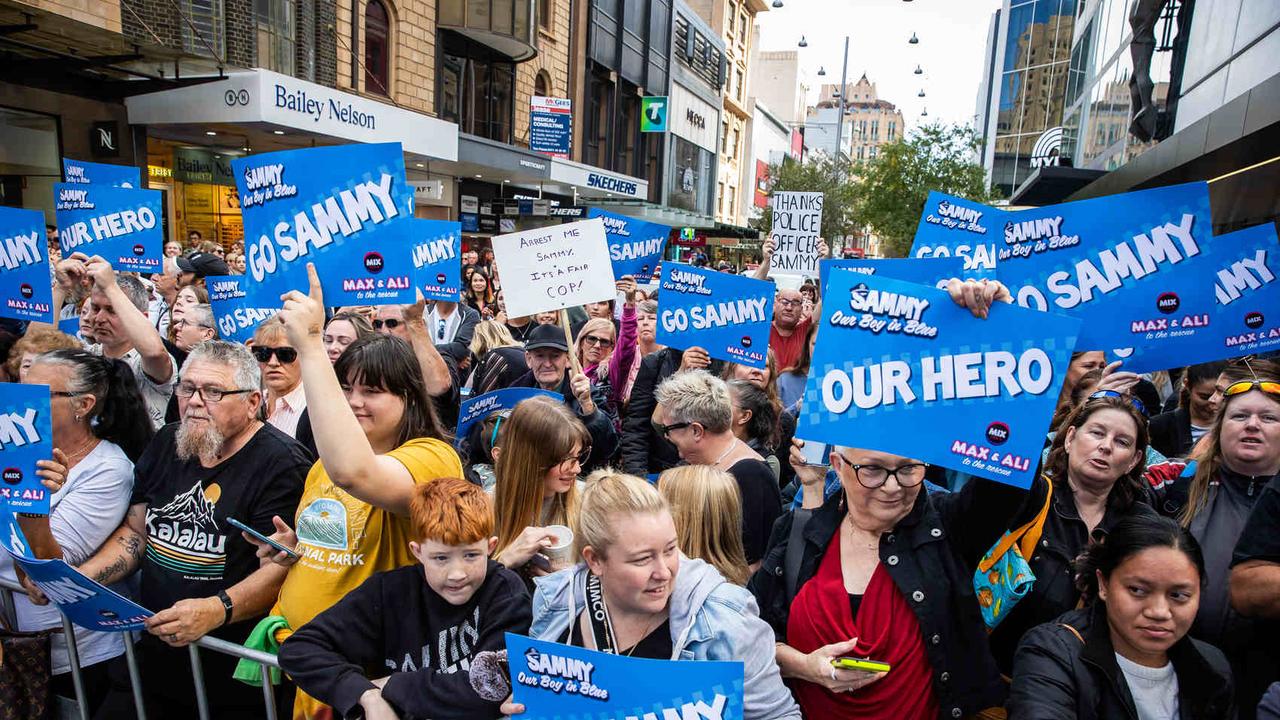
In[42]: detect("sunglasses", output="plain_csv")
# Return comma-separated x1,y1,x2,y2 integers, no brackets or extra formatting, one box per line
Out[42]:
1224,380,1280,398
251,346,298,363
1087,389,1146,416
652,420,693,438
373,318,402,330
582,335,614,348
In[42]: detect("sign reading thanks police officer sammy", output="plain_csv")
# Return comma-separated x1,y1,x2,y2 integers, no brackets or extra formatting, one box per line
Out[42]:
0,383,54,513
208,276,278,345
62,158,141,188
0,206,55,324
769,191,823,277
587,208,670,280
54,183,163,273
909,191,1002,278
505,633,744,720
491,218,617,318
1122,223,1280,373
799,272,1080,489
409,219,462,302
233,143,417,307
657,263,774,369
818,256,964,294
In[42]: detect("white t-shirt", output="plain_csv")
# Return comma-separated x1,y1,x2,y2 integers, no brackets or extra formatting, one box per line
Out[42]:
0,441,134,674
1116,652,1180,720
89,344,176,430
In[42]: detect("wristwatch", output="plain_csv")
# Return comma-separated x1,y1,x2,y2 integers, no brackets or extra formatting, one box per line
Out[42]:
216,590,234,626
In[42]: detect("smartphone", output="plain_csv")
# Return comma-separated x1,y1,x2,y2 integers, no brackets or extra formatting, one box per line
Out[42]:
528,553,551,571
832,657,891,673
798,439,831,467
227,517,299,559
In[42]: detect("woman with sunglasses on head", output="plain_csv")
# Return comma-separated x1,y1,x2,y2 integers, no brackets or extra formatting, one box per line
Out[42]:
249,265,463,720
574,276,639,420
1145,358,1280,714
492,395,591,583
1008,513,1234,719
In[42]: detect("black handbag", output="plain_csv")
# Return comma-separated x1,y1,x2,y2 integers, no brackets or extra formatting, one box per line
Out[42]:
0,612,59,720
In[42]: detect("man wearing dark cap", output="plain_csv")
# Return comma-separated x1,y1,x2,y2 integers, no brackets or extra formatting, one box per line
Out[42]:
176,251,230,287
510,324,617,472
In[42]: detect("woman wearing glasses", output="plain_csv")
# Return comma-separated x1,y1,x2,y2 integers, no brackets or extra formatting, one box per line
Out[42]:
575,276,639,422
492,395,592,583
1145,359,1280,712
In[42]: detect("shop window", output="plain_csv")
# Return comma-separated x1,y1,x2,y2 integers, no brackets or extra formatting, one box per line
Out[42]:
181,0,226,59
365,0,392,96
255,0,295,75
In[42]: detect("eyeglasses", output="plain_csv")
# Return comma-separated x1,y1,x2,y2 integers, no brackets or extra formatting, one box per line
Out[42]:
776,298,802,308
582,335,614,348
1224,380,1280,398
372,319,402,330
652,420,693,438
547,447,593,471
176,382,256,402
49,390,85,398
173,318,214,331
251,346,298,363
836,455,928,489
1087,390,1147,416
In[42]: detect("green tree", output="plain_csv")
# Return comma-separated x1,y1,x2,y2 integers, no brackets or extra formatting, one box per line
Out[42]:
856,123,996,257
749,154,861,243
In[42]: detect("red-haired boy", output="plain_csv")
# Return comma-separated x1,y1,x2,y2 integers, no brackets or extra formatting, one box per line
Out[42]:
279,478,530,719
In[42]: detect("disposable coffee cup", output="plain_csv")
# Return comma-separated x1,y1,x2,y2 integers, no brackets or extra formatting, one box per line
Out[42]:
543,525,575,570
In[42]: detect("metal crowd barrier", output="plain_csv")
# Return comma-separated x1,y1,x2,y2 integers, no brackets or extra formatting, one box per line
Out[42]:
0,577,280,720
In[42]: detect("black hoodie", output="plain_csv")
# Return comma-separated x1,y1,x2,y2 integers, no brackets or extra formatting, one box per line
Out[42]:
279,560,532,719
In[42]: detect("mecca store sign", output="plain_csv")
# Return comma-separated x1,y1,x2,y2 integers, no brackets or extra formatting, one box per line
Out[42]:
125,69,459,162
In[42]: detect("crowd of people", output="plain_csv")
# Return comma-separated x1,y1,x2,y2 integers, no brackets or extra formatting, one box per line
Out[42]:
1,234,1278,720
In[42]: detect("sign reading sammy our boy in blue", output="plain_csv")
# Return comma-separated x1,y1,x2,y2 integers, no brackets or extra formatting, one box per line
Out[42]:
657,263,774,369
62,158,140,188
233,143,417,307
909,191,1003,278
0,206,55,324
799,271,1081,489
207,276,279,345
409,219,462,302
505,633,744,720
994,182,1213,351
54,183,163,273
454,388,559,449
818,256,964,293
0,383,54,513
1123,223,1280,373
587,208,670,279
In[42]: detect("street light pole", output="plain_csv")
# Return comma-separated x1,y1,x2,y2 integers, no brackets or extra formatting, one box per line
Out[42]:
832,36,849,164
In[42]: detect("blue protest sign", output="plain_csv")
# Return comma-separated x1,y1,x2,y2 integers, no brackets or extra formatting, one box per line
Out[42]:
587,209,670,280
0,206,54,324
506,633,744,720
0,383,54,513
12,557,152,631
54,183,163,273
62,158,141,188
207,276,278,345
818,256,964,293
233,143,417,307
454,388,559,448
657,263,774,369
994,182,1213,351
1122,223,1280,372
909,191,1002,277
409,219,462,302
799,271,1081,488
57,316,81,338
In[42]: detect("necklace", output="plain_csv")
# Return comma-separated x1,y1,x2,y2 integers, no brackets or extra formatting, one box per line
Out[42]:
62,434,99,466
621,609,668,657
712,438,740,467
845,514,880,552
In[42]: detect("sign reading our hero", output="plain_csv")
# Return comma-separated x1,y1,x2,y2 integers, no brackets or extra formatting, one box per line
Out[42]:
587,208,670,280
491,218,617,318
0,383,54,513
62,158,141,188
1123,223,1280,372
768,191,823,277
799,272,1081,488
0,206,54,324
409,219,462,302
233,142,417,307
657,263,774,369
505,633,744,720
54,183,163,273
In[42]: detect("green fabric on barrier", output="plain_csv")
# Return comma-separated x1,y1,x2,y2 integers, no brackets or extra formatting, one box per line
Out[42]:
233,615,290,686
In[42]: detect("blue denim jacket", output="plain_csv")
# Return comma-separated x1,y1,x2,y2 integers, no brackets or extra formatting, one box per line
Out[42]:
530,557,801,720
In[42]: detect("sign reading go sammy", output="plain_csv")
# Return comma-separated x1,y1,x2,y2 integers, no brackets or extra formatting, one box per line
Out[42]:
657,263,774,370
234,142,418,307
799,272,1080,489
54,183,163,273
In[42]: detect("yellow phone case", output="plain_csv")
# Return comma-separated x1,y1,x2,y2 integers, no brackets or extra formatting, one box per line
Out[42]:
832,657,891,673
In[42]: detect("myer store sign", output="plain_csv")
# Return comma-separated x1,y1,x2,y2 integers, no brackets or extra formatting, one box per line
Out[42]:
126,69,458,162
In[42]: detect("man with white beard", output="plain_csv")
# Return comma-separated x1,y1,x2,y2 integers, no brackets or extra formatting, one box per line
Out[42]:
75,341,310,719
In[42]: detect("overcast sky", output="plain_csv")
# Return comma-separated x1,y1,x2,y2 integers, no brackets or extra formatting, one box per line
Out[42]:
756,0,1003,132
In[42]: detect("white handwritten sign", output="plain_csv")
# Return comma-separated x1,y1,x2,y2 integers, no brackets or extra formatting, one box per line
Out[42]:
769,191,824,277
492,218,617,317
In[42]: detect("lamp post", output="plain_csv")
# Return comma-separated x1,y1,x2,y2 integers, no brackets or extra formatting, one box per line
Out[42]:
831,36,850,165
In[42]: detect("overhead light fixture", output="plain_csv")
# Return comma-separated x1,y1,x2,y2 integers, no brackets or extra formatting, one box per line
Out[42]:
415,162,424,168
914,65,923,75
798,35,808,47
242,146,251,152
921,107,929,117
272,130,285,135
771,0,782,7
205,131,217,136
918,89,926,97
817,66,826,76
475,174,483,178
909,32,919,44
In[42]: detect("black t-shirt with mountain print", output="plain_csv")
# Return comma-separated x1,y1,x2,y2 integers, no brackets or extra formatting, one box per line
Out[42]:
131,421,310,638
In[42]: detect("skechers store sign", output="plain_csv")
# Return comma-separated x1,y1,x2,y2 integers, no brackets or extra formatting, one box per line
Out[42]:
586,173,638,196
275,85,377,130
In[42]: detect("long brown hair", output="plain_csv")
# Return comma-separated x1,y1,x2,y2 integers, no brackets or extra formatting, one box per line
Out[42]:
334,335,447,445
1045,395,1150,509
658,465,749,585
493,396,590,561
1180,359,1280,527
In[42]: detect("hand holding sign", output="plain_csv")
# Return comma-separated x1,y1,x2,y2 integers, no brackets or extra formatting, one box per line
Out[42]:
35,448,70,495
277,263,326,347
944,278,1012,319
